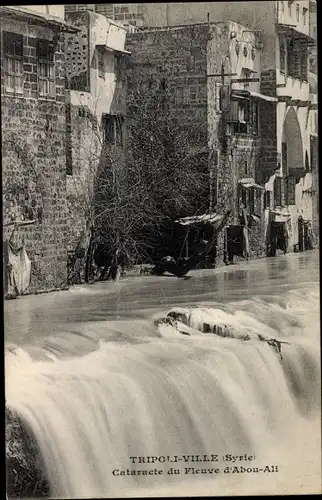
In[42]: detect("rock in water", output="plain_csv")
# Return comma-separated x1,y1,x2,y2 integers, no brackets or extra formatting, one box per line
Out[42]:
6,407,50,498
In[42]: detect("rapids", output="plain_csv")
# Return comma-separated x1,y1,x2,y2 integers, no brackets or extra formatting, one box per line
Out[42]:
5,252,321,497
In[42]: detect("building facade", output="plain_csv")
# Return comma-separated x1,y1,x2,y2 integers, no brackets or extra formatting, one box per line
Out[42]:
64,10,129,258
65,4,144,27
126,21,267,263
1,5,75,294
125,0,318,254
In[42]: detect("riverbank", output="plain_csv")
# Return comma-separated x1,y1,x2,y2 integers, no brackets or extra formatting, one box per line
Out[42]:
5,249,318,301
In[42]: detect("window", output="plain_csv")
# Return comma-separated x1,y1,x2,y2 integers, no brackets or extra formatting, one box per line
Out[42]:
303,7,308,26
114,54,124,81
274,177,282,207
115,115,124,146
243,70,252,89
285,176,296,205
215,82,222,111
98,49,105,79
300,45,308,81
249,188,255,214
227,98,258,135
241,187,247,208
255,189,262,213
183,87,190,105
103,115,115,144
288,1,292,16
244,161,248,175
102,114,124,146
38,40,55,98
3,32,23,94
264,190,271,209
227,99,249,134
282,142,288,176
190,86,197,102
280,37,286,73
296,4,299,21
287,38,301,79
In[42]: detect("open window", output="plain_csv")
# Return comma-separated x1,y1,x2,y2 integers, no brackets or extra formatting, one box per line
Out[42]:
102,114,124,147
227,98,258,135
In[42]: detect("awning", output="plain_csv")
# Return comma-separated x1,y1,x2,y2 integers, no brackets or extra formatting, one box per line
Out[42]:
97,44,131,55
238,179,265,190
251,214,261,223
176,213,223,226
270,210,291,223
175,211,231,232
232,89,277,102
0,6,79,32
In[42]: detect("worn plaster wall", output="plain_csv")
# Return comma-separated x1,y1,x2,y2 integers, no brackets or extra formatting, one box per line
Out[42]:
65,11,127,253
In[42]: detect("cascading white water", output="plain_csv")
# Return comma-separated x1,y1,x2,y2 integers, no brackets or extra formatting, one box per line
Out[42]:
5,286,321,498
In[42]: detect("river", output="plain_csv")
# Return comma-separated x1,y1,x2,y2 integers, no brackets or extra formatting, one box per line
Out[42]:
5,251,321,498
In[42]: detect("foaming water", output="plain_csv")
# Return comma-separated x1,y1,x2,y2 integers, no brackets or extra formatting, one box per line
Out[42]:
5,284,321,498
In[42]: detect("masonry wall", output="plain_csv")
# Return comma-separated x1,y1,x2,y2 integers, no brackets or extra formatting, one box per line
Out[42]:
126,24,210,214
65,11,90,91
65,12,128,255
1,19,67,292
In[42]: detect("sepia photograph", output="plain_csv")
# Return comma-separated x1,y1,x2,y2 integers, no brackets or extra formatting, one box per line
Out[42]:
3,1,320,498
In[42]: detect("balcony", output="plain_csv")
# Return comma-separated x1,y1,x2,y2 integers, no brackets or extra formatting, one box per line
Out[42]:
276,1,311,38
277,70,310,102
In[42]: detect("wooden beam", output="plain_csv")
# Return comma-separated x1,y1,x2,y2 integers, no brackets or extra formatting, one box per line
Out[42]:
231,78,260,83
208,73,237,77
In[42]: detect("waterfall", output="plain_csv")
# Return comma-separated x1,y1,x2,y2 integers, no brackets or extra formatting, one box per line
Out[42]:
5,286,321,498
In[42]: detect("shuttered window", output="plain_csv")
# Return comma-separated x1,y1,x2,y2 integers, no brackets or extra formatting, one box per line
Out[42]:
38,40,55,98
285,176,296,205
274,177,282,207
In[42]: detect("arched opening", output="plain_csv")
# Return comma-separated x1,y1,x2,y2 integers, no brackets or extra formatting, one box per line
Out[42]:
281,107,304,177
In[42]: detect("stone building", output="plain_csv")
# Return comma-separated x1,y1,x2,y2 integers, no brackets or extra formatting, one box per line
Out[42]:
123,1,318,254
1,5,76,293
126,21,270,263
64,10,129,256
65,4,144,27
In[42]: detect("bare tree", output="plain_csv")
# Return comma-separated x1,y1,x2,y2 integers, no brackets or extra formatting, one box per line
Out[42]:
67,80,212,281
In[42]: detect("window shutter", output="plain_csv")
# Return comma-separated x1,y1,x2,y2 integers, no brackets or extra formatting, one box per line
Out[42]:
274,177,282,207
228,100,240,122
220,84,230,112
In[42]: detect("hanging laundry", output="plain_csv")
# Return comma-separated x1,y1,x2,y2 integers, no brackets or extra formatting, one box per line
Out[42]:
4,240,31,297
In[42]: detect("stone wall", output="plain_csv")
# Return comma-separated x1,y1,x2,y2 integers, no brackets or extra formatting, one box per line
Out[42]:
259,100,278,184
126,24,210,213
1,20,67,292
126,23,265,264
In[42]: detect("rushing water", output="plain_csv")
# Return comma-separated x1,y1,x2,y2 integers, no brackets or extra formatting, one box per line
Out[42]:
5,252,321,498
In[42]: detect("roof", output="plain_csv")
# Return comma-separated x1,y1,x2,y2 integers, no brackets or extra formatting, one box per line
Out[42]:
0,6,79,32
275,23,316,46
175,213,224,226
238,179,265,190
